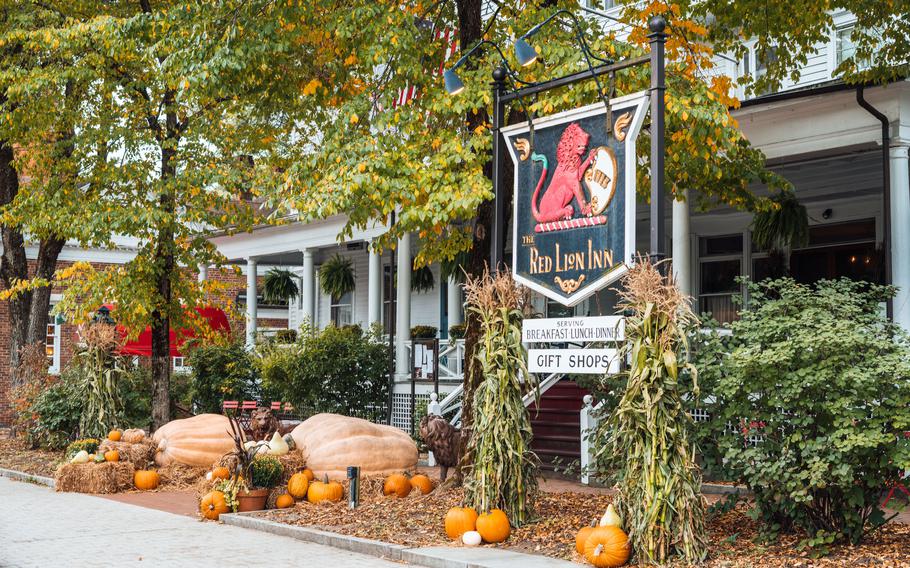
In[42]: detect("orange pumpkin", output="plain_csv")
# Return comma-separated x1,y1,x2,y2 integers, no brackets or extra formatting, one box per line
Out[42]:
134,469,160,490
302,468,315,481
288,472,310,500
444,507,478,540
104,450,120,462
383,473,412,498
476,509,510,543
200,490,230,520
211,466,230,481
307,476,343,503
107,429,122,442
575,525,596,554
584,526,631,568
275,494,295,509
409,474,434,495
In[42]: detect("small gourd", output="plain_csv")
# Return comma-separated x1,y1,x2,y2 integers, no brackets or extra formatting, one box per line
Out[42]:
475,509,510,543
267,431,289,456
93,453,106,463
461,531,482,546
600,504,622,528
200,490,230,520
134,469,160,490
107,430,122,442
121,428,146,444
283,433,296,451
409,474,434,495
383,473,412,498
70,450,89,464
275,493,295,509
287,472,310,500
444,507,478,540
104,450,120,462
584,526,631,568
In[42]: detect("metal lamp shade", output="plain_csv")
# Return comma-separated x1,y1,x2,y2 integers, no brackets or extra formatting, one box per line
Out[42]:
443,69,465,95
514,38,539,67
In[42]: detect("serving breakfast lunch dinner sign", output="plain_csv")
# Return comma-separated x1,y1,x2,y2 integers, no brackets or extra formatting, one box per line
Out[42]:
501,92,649,307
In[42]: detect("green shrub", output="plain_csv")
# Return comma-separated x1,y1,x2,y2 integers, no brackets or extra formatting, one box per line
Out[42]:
691,278,910,549
186,342,260,414
274,329,297,343
250,455,283,488
258,324,388,421
28,378,82,450
65,438,100,458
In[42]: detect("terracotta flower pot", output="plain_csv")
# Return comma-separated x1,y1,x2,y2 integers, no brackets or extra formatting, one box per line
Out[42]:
236,488,270,512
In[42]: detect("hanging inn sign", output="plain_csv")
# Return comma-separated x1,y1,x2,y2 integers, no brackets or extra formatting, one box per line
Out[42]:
502,92,648,306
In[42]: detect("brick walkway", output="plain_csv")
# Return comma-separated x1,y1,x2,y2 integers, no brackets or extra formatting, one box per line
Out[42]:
0,477,405,568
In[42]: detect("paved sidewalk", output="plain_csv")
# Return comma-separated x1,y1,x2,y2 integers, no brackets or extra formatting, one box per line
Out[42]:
0,477,405,568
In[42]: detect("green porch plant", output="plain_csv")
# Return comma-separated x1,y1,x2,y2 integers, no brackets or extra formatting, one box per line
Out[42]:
263,268,299,305
319,254,356,299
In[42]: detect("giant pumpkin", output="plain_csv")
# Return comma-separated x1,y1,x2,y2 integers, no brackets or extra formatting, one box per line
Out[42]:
152,414,237,467
290,414,417,479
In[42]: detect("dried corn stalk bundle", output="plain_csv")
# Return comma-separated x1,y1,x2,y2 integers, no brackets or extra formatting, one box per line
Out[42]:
595,257,707,564
462,268,538,527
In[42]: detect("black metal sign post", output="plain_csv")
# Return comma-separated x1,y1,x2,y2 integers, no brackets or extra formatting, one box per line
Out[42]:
487,16,667,273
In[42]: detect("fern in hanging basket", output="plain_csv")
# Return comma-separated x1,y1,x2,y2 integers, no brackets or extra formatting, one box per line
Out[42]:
319,254,355,299
411,262,435,293
263,268,299,305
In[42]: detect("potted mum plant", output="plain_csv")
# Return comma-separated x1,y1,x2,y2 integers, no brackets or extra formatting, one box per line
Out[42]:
219,417,284,512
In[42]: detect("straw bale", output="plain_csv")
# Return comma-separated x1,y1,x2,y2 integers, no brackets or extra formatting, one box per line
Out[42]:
98,439,155,468
157,461,208,490
54,461,135,494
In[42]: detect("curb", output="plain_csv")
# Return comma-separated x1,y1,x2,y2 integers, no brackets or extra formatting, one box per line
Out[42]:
220,513,576,568
0,467,55,488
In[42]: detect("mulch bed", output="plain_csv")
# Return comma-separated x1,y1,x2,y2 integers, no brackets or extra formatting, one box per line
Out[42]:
0,438,61,477
256,477,910,567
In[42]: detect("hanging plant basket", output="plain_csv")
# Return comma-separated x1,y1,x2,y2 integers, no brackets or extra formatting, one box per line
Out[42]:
263,268,299,305
412,262,435,293
319,254,356,299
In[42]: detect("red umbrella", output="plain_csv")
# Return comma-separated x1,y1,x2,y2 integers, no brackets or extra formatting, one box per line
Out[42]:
98,305,231,357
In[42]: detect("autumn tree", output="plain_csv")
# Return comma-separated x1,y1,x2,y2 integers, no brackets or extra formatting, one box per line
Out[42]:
4,1,322,428
0,3,98,380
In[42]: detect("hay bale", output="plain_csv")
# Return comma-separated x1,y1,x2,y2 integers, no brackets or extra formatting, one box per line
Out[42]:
157,461,208,490
55,462,135,494
98,439,155,468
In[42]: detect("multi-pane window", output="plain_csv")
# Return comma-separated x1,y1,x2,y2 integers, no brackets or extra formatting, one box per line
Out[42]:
835,25,857,66
46,310,61,374
583,0,616,9
698,234,743,324
331,291,353,327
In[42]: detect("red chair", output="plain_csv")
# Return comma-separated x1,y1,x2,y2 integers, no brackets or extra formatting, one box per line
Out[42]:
241,400,258,412
270,401,282,412
222,400,239,414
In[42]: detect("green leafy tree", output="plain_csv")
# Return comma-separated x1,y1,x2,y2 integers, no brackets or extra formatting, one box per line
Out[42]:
5,1,313,428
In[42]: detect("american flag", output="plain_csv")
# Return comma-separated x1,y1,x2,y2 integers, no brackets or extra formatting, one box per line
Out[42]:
392,26,458,108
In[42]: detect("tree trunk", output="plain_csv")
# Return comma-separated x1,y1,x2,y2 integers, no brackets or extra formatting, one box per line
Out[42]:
453,0,487,484
150,101,178,431
0,140,31,383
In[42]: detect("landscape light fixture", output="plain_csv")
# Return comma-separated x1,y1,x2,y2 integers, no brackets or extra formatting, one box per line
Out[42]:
443,68,465,95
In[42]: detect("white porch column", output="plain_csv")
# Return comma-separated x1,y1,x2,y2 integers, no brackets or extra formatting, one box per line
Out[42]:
301,249,315,327
447,276,462,329
395,232,412,377
672,189,691,296
245,257,258,348
367,242,382,326
890,144,910,331
197,264,208,283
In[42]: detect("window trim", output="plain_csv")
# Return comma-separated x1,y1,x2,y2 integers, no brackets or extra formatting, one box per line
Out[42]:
47,308,61,375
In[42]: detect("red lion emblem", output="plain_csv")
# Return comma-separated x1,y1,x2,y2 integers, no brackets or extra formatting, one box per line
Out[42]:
530,122,598,223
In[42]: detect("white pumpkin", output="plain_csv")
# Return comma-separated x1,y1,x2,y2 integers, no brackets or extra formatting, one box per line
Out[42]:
70,450,89,464
267,431,289,456
462,531,482,546
243,440,257,450
600,504,622,528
